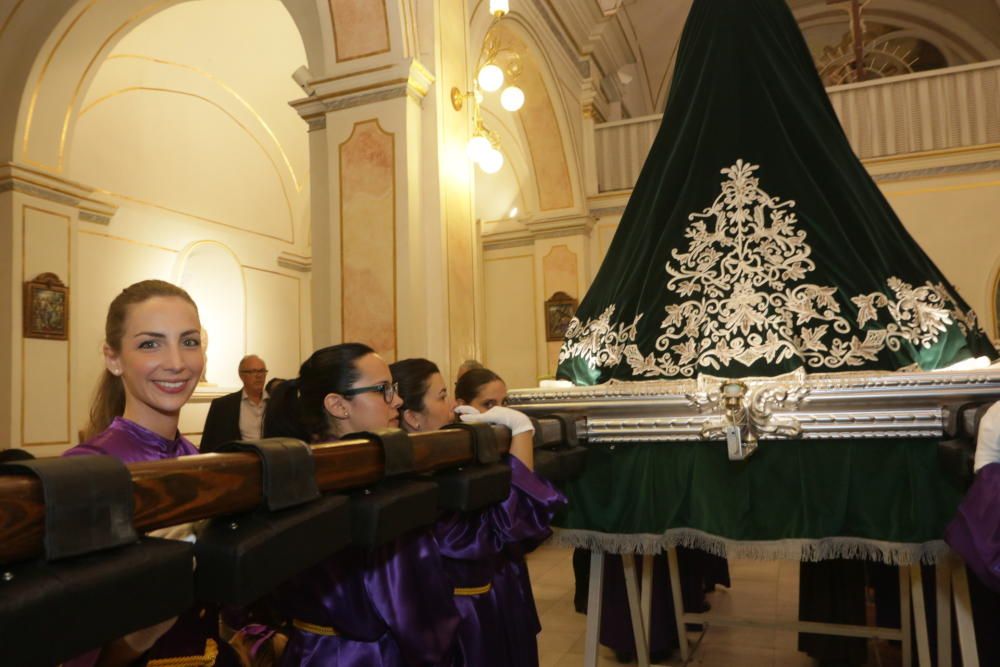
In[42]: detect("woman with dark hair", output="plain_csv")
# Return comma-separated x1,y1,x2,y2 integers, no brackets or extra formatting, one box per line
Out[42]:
392,358,456,433
454,367,505,412
398,361,565,666
63,279,238,667
264,344,463,667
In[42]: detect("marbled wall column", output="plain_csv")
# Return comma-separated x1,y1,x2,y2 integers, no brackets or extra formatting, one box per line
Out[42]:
294,1,481,378
294,59,448,365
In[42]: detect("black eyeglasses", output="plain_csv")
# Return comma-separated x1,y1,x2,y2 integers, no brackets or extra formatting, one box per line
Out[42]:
239,369,268,376
342,381,398,404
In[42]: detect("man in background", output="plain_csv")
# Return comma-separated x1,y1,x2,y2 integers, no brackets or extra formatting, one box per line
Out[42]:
200,355,268,452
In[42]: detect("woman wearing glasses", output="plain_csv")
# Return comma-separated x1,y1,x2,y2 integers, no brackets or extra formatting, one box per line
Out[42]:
391,359,566,667
263,343,462,667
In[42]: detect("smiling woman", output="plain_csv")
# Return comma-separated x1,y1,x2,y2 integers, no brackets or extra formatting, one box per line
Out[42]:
77,279,204,445
61,279,239,667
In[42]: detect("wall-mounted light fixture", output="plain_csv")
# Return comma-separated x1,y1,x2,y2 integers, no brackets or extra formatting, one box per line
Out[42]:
451,0,524,174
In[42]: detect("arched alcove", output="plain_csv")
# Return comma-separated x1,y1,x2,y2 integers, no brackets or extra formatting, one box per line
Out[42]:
68,0,308,244
469,14,583,223
175,241,246,389
793,0,1000,71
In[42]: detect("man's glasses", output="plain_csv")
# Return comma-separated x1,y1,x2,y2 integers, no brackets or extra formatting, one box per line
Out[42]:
239,369,268,376
342,381,398,404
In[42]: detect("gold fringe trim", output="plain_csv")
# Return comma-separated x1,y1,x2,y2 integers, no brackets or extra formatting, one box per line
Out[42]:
292,619,339,636
147,638,218,667
453,583,492,596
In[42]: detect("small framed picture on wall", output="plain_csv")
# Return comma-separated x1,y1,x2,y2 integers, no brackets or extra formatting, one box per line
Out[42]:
24,273,69,341
545,291,578,341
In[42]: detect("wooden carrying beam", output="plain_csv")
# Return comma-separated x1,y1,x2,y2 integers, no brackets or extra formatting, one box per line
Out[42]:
0,425,533,567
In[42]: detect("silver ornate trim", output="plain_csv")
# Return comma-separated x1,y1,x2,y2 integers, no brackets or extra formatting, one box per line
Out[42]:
509,367,1000,441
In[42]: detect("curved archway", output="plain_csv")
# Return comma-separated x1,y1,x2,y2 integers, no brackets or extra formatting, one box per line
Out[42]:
174,240,246,388
793,0,1000,70
468,11,583,221
0,0,333,168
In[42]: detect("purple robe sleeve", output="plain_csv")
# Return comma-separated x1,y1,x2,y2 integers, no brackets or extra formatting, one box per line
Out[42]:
946,462,1000,593
434,455,568,560
363,530,462,665
489,455,567,547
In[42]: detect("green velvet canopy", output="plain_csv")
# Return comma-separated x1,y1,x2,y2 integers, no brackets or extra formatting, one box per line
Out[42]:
557,0,996,385
549,0,996,558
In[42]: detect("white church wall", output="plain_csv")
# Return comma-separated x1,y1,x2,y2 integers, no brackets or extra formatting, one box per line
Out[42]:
8,0,313,450
483,248,538,389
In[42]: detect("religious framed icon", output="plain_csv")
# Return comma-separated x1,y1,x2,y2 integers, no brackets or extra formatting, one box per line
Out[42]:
545,291,578,341
23,273,69,340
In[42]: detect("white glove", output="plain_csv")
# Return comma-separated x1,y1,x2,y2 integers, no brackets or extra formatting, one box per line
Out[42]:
456,405,535,436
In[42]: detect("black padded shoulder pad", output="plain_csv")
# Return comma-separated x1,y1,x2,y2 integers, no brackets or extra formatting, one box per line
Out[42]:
539,413,580,447
0,455,136,560
345,428,413,477
443,422,500,464
220,438,319,511
0,538,194,666
529,417,564,449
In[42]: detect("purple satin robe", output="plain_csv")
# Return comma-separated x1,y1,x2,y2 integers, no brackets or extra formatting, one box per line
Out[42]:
947,462,1000,593
434,456,568,667
277,530,463,667
62,417,237,667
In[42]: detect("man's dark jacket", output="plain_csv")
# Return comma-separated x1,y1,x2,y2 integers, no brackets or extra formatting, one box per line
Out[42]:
200,390,243,452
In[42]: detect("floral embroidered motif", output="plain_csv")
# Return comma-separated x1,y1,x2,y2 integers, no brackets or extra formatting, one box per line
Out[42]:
559,305,643,370
559,160,979,378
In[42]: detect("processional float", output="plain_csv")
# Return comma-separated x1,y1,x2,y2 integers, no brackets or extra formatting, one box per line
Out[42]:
509,0,1000,665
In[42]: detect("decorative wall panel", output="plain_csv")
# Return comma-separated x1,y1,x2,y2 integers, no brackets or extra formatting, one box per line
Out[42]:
340,119,396,360
329,0,391,61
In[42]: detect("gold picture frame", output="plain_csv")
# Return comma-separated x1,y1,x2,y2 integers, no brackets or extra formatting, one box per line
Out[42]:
545,291,578,341
24,273,69,341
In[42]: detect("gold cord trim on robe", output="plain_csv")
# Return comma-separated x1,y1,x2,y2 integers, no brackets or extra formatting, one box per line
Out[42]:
453,583,492,596
146,639,218,667
292,619,340,636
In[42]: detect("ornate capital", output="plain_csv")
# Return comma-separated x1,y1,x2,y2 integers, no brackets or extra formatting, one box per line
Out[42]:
0,162,117,224
290,58,436,122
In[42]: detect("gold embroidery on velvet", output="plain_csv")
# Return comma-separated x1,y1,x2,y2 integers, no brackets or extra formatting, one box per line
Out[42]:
560,160,979,377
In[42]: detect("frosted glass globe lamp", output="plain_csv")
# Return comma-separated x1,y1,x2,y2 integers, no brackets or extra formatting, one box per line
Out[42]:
478,64,504,92
500,85,525,111
478,147,504,174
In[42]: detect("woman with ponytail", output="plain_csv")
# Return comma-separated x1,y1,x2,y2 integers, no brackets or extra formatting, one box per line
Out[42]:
63,280,237,667
264,344,463,667
390,359,566,666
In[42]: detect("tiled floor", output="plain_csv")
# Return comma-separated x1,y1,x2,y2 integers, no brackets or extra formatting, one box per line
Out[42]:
525,544,846,667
